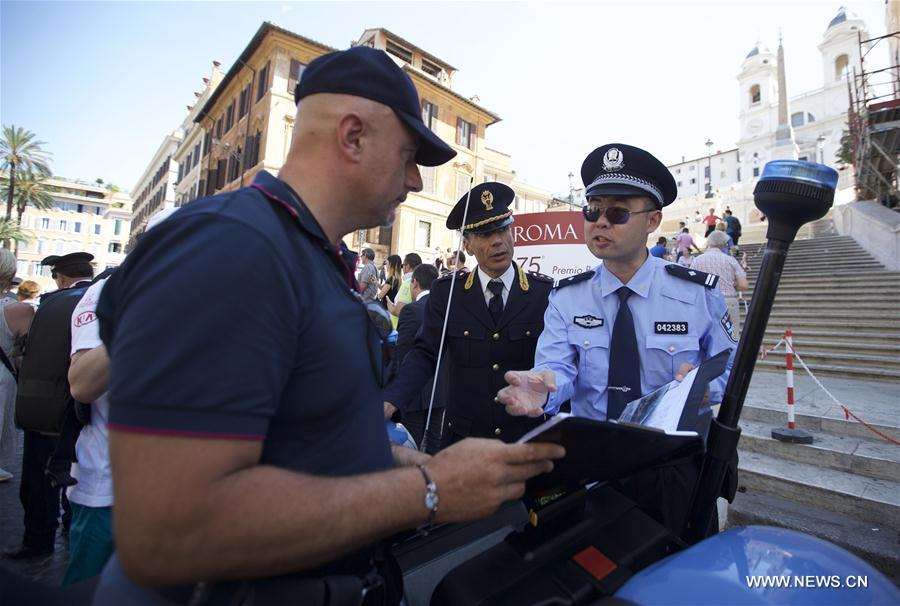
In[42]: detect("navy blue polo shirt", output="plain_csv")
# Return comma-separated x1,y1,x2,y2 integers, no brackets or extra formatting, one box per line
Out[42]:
97,171,394,579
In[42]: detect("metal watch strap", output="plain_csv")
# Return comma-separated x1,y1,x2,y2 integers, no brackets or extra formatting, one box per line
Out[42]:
416,463,438,532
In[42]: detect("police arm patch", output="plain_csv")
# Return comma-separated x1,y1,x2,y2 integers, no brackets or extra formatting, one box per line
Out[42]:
720,311,738,343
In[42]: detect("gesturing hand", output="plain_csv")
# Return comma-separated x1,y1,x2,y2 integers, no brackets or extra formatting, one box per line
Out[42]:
495,369,557,417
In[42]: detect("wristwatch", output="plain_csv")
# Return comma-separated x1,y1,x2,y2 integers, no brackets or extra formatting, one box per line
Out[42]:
416,464,439,532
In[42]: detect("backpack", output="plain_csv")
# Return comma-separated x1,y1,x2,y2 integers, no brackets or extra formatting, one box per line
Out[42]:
15,283,90,435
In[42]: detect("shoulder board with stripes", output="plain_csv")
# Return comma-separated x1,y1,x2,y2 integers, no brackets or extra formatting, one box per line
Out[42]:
435,269,467,282
527,271,554,283
665,264,719,289
553,270,595,290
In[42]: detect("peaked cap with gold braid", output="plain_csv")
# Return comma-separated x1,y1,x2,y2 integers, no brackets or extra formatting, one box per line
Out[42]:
446,182,515,234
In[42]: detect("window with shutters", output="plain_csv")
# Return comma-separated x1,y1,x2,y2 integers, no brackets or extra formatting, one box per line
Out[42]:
456,118,475,149
386,41,412,64
225,100,235,131
245,130,261,168
193,144,200,167
422,100,438,131
216,159,226,188
421,59,441,78
256,61,270,101
288,59,306,94
421,165,435,194
416,220,431,248
238,83,252,119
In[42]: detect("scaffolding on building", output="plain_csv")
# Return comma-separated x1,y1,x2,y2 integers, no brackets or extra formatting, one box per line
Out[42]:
847,30,900,208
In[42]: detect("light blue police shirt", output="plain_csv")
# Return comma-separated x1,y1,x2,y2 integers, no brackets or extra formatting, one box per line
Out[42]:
536,253,736,420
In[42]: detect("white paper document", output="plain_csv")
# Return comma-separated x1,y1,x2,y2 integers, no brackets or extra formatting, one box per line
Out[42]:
616,368,698,432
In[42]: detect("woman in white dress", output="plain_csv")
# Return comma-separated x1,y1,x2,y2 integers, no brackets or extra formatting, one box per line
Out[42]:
0,249,35,482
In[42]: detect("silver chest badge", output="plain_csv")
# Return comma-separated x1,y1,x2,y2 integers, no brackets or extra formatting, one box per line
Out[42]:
602,148,624,172
574,314,604,328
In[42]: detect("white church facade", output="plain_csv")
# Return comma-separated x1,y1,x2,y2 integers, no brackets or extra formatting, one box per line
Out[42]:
660,7,870,236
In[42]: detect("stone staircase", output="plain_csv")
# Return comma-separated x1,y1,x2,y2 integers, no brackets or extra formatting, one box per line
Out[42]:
723,227,900,580
728,392,900,580
739,233,900,383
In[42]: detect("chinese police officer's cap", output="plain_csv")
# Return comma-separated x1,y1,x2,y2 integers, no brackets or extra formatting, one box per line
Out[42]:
446,182,515,234
294,46,457,168
581,143,677,208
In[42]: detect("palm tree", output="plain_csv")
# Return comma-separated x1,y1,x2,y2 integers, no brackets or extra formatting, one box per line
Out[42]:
0,218,28,248
0,126,52,241
1,173,54,254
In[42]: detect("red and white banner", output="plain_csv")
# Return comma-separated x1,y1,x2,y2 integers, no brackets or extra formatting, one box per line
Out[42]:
511,211,598,282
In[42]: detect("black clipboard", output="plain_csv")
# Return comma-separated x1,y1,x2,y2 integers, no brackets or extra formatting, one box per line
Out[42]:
519,416,703,495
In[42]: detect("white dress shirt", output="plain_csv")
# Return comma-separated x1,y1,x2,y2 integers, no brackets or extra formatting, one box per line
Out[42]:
477,264,515,308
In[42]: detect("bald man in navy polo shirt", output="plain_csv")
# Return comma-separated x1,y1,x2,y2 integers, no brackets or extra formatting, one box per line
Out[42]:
94,47,563,605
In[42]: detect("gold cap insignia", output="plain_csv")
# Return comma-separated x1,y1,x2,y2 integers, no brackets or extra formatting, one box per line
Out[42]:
481,190,494,210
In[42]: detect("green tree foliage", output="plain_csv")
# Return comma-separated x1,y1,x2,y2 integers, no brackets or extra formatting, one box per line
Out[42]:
1,125,51,247
1,173,55,254
0,218,28,247
836,129,854,166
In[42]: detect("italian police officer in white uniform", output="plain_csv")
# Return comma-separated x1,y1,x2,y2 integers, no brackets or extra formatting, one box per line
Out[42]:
498,143,738,536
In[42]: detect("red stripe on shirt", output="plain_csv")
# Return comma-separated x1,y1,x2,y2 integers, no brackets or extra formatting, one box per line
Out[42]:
108,423,264,441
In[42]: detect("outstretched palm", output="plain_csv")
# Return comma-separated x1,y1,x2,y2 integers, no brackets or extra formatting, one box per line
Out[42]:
496,369,557,417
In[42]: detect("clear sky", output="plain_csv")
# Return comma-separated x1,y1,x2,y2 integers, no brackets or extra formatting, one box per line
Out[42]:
0,0,891,196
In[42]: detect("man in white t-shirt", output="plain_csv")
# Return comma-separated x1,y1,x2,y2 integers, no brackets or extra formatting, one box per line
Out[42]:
62,276,113,584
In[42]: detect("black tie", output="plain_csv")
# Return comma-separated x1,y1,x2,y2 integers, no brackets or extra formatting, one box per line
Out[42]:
607,287,641,421
487,280,504,324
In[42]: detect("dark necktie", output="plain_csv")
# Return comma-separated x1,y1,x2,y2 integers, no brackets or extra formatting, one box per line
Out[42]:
487,280,504,324
607,287,641,421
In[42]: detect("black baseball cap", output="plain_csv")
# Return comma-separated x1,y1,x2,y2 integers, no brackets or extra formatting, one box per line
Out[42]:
294,46,457,167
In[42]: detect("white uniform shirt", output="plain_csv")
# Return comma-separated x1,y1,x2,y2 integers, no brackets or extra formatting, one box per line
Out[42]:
67,278,113,508
477,264,514,308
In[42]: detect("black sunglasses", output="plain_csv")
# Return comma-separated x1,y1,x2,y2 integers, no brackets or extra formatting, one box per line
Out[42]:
581,205,657,224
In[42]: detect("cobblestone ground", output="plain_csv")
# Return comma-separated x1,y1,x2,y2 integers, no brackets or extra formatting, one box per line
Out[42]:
0,429,70,587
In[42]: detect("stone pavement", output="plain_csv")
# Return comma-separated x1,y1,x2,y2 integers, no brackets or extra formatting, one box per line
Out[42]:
0,430,70,587
742,367,900,436
0,369,895,589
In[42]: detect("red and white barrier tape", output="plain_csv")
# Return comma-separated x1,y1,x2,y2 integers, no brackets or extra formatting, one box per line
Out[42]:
783,341,900,447
758,338,785,360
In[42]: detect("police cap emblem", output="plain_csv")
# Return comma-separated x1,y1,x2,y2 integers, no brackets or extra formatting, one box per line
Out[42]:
602,148,625,172
481,190,494,210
